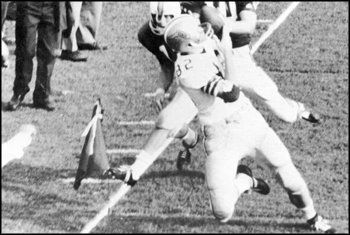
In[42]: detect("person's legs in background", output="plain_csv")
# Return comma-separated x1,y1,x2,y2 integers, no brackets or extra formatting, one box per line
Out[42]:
32,2,61,111
77,1,107,50
60,1,88,62
1,1,10,29
6,2,38,111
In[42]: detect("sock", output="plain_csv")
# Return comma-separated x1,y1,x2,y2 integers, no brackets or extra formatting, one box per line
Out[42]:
301,203,317,221
130,150,155,180
235,173,252,195
182,128,198,148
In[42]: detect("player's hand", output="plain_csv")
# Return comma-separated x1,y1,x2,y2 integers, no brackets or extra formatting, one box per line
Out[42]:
154,88,166,113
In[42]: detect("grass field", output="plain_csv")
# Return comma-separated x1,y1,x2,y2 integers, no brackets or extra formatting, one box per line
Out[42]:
1,2,349,233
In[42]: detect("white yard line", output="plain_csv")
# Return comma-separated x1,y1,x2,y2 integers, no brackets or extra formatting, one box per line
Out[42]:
257,19,273,23
144,92,170,98
106,149,141,154
102,211,305,223
80,137,176,233
116,120,155,125
60,178,123,184
251,2,300,54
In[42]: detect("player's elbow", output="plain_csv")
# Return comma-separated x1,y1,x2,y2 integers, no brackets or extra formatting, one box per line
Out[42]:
218,86,240,103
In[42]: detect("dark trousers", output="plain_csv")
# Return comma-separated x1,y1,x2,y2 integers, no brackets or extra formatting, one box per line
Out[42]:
14,2,60,102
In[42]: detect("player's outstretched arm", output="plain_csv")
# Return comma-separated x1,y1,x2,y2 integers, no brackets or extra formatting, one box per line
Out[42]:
154,63,174,113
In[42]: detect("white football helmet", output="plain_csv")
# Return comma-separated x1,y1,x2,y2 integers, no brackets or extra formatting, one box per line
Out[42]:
164,14,213,53
149,2,182,36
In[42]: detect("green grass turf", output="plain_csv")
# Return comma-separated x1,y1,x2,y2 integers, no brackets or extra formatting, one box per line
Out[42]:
1,2,348,233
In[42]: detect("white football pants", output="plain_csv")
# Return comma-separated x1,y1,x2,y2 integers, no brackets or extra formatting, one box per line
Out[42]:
203,97,314,222
231,45,303,123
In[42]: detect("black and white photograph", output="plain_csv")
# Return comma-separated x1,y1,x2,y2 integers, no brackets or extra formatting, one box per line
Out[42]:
1,1,348,233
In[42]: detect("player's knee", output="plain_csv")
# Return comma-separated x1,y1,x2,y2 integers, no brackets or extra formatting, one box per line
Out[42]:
210,197,235,223
156,108,187,131
155,111,174,130
212,206,234,223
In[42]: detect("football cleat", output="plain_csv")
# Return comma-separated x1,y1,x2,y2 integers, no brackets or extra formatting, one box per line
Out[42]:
307,214,336,234
107,166,137,186
6,91,28,111
237,165,270,195
176,147,191,171
176,132,199,170
300,110,322,124
295,102,321,124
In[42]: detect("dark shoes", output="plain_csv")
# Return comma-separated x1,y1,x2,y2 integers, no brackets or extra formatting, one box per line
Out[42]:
60,50,88,62
6,93,54,111
78,42,108,51
33,100,55,111
176,132,199,170
300,111,322,124
237,165,270,195
6,93,27,111
176,147,192,171
307,214,336,234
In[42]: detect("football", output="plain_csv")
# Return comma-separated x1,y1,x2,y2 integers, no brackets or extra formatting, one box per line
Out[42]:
199,5,225,39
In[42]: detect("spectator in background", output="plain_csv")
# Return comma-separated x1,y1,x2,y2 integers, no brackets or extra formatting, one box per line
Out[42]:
1,1,10,28
60,1,106,62
60,2,88,62
1,1,10,70
77,1,107,50
1,2,16,46
6,2,66,111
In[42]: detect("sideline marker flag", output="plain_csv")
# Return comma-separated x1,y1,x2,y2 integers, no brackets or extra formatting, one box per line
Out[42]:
74,98,110,190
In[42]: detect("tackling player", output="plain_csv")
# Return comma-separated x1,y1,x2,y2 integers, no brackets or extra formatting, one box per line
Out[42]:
182,1,321,124
161,15,334,233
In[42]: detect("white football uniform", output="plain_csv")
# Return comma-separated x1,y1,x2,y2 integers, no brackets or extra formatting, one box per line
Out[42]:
205,1,305,123
176,41,315,223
